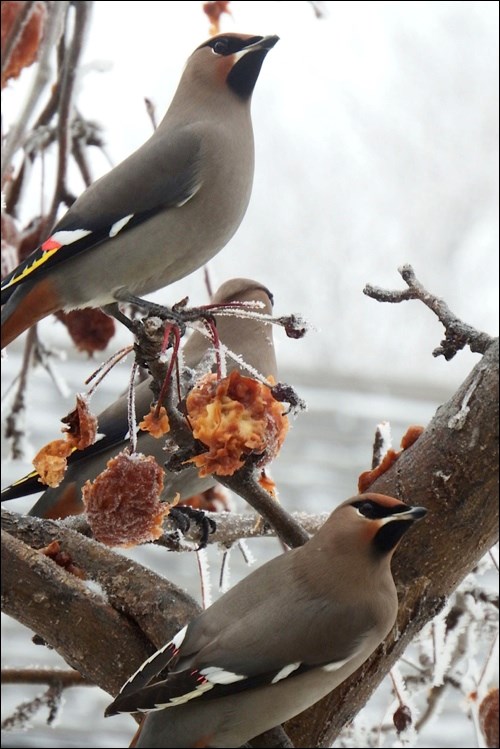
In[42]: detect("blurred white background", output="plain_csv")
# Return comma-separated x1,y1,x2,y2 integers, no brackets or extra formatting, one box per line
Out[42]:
3,0,498,389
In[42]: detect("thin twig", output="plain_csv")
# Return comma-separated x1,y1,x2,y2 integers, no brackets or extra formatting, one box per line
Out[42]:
363,264,493,359
127,361,139,454
46,1,93,229
4,327,37,459
1,682,63,730
65,511,328,549
1,668,89,687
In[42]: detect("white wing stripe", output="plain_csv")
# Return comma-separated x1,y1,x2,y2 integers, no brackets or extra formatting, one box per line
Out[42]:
51,229,92,245
199,666,246,684
109,214,133,237
271,662,301,684
322,656,351,672
172,625,187,649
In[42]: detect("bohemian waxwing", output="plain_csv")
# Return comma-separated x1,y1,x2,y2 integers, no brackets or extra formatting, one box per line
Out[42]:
106,492,427,748
1,34,279,349
1,278,278,519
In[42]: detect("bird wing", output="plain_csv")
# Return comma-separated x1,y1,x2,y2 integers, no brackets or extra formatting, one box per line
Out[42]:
106,552,369,716
1,128,203,303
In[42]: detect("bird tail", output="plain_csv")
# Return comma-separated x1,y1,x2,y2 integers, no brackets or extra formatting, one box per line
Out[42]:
1,278,60,348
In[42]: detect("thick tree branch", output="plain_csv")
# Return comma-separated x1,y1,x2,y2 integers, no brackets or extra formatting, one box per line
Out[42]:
285,337,499,747
2,262,497,748
3,339,497,747
1,529,147,696
1,512,201,696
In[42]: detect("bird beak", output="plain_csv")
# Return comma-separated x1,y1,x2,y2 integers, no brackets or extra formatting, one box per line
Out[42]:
388,506,428,523
251,35,280,51
235,35,280,60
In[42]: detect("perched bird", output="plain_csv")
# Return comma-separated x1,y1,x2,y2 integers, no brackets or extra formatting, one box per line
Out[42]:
1,278,278,519
106,492,427,748
1,33,279,348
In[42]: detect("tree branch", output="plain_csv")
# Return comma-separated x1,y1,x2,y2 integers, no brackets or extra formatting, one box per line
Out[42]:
217,465,310,548
131,313,310,549
46,1,93,228
63,510,327,551
1,512,201,696
363,264,493,358
285,337,499,747
2,667,88,687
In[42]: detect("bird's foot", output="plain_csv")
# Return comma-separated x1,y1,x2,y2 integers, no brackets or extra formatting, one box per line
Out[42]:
168,505,217,550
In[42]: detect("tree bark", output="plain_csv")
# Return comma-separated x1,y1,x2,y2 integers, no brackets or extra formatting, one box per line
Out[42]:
1,515,200,695
284,338,499,747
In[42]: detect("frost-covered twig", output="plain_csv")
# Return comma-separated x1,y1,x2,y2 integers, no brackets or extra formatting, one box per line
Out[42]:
1,682,63,730
196,548,212,608
65,510,327,550
364,264,493,359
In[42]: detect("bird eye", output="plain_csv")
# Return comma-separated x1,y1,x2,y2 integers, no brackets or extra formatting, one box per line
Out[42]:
212,39,230,56
355,502,377,519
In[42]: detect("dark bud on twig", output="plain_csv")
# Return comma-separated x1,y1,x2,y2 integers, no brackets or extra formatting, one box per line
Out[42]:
271,382,306,414
393,704,412,734
281,314,308,339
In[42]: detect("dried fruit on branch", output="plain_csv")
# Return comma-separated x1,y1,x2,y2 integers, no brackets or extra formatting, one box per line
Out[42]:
139,405,170,438
33,439,73,488
203,1,231,36
82,451,169,547
1,0,47,88
258,470,277,498
358,424,424,493
39,540,86,579
61,394,98,450
55,309,116,354
33,395,97,487
186,371,288,477
393,704,412,734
